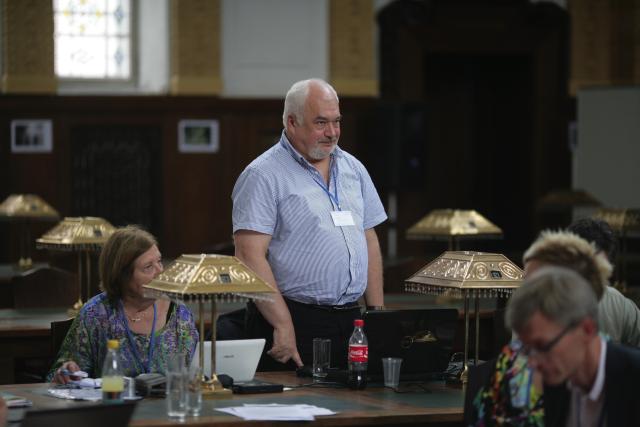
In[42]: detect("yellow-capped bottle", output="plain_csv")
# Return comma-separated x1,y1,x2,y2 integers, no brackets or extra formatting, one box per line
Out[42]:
102,339,124,403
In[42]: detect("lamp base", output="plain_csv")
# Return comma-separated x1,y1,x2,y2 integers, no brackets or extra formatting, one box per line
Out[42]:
446,359,487,388
202,374,232,396
444,362,469,388
18,257,32,270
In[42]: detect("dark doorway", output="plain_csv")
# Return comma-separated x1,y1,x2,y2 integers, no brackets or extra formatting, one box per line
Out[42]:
422,53,533,248
376,0,569,256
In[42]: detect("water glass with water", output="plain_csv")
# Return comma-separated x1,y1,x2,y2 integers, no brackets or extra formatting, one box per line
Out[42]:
166,353,187,420
186,364,203,416
313,338,331,382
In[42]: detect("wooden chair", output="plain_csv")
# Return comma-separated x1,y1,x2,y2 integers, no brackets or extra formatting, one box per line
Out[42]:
50,317,75,362
11,266,79,309
463,357,497,425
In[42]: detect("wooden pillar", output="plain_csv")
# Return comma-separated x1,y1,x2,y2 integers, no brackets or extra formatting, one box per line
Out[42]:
170,0,221,95
329,0,378,97
569,0,640,95
1,0,56,94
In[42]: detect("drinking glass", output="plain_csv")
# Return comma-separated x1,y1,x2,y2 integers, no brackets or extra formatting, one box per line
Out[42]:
166,353,187,420
313,338,331,382
186,364,203,416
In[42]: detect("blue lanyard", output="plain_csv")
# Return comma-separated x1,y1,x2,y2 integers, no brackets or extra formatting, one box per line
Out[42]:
309,165,340,210
120,302,157,374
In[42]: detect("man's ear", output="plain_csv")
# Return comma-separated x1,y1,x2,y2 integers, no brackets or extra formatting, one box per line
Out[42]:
287,114,297,129
285,115,298,137
581,317,598,337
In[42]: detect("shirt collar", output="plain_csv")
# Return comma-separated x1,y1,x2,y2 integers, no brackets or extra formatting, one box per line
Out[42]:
588,336,607,401
279,130,343,167
567,336,607,401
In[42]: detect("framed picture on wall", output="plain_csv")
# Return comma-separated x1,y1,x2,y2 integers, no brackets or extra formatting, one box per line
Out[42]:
178,119,220,153
11,119,53,153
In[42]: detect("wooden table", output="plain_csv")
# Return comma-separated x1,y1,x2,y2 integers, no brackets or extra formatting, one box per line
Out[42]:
3,372,464,426
0,294,505,384
0,308,70,384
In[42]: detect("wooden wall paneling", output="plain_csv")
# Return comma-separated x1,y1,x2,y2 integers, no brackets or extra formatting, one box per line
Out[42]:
0,96,375,264
70,124,163,232
160,114,179,257
1,97,68,264
569,0,640,95
165,118,222,257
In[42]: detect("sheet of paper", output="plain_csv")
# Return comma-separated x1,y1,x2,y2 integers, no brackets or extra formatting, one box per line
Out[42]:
70,378,102,388
47,388,102,401
241,403,337,416
216,403,337,421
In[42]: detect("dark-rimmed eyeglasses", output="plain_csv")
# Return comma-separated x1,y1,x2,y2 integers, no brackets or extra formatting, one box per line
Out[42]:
522,322,577,358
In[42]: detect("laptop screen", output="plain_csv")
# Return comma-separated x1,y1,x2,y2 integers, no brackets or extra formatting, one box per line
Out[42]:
363,309,458,378
20,401,137,427
192,338,265,383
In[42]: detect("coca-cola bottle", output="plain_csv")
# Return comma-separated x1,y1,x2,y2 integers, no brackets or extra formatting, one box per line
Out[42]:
348,318,368,390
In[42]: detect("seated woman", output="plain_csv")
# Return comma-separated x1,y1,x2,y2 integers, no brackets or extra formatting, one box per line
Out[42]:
48,225,198,383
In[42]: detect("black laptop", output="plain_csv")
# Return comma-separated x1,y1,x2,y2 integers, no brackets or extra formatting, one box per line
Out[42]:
363,309,458,381
19,401,137,427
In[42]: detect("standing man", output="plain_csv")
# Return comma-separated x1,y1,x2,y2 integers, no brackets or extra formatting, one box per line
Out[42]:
232,78,387,370
506,266,640,426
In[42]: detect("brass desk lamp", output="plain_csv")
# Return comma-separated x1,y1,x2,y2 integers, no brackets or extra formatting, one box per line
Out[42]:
36,217,116,315
144,254,275,395
406,209,502,250
0,194,59,269
404,251,523,385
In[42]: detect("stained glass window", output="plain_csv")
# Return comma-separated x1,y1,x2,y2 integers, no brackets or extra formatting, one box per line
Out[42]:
54,0,131,79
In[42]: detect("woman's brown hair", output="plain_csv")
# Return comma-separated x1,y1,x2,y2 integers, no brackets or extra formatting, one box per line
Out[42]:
99,225,157,301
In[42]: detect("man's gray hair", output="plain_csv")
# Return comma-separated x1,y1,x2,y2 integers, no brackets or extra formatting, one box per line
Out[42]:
506,265,599,333
282,78,339,128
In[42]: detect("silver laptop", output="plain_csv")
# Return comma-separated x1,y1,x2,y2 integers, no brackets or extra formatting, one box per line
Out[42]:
192,339,265,383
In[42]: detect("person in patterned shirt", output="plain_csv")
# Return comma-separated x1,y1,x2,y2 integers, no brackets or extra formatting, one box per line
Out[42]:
49,225,198,383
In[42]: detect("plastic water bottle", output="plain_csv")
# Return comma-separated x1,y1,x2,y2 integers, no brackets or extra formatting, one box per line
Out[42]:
348,319,368,390
102,339,124,403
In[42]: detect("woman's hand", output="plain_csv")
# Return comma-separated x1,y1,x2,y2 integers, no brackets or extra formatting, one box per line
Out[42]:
51,360,82,384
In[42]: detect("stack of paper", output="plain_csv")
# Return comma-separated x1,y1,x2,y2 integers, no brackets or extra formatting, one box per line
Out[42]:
0,392,32,408
47,388,102,401
70,378,102,388
216,403,337,421
47,377,102,401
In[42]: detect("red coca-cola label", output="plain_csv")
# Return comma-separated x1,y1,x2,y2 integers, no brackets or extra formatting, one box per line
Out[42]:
348,345,368,362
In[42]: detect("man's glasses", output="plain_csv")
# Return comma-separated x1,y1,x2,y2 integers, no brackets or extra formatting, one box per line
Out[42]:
522,322,577,358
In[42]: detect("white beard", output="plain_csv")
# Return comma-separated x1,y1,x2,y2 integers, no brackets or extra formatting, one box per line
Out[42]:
309,142,337,160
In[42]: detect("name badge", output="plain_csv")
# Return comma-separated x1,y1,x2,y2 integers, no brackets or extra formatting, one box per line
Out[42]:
331,210,355,227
